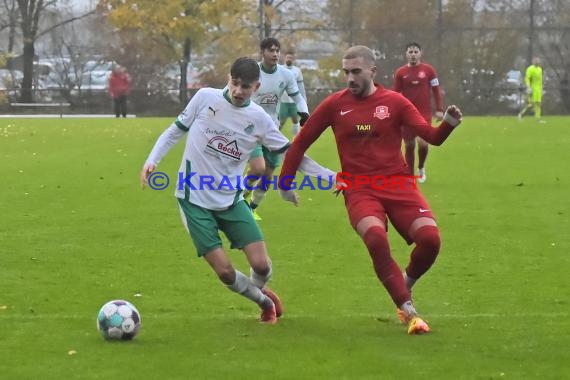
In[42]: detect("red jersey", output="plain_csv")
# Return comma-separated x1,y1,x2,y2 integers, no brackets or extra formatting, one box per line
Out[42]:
108,72,131,98
280,85,455,183
393,62,443,122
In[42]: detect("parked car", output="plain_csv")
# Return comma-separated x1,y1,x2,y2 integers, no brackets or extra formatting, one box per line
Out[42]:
498,92,526,109
498,69,525,110
83,60,115,73
76,70,111,92
146,63,209,103
69,69,111,105
165,63,210,89
505,69,522,86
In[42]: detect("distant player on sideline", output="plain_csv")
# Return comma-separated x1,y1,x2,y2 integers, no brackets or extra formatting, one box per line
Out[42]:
518,56,544,121
279,50,307,136
393,42,444,183
279,45,463,335
244,37,310,220
140,57,332,324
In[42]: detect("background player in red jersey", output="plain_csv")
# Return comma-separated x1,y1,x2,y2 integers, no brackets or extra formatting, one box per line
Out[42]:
278,45,462,335
393,42,444,183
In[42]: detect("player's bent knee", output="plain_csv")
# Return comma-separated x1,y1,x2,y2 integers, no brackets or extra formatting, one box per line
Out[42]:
249,167,264,177
217,266,237,285
413,225,441,252
250,261,271,277
408,217,437,238
356,216,385,238
248,157,265,176
363,226,388,249
249,257,272,288
243,242,270,271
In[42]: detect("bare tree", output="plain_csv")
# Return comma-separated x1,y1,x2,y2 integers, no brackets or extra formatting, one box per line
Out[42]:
0,0,19,53
15,0,94,102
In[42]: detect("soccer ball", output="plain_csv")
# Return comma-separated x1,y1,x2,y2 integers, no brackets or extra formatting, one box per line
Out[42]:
96,300,141,340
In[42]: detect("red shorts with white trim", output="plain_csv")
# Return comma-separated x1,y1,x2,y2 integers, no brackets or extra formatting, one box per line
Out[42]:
343,180,435,244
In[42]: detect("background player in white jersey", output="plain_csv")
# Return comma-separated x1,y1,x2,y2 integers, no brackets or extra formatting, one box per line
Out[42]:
140,57,332,324
279,50,307,136
245,37,310,220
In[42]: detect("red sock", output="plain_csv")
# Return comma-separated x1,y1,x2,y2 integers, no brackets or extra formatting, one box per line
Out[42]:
406,225,441,280
363,226,410,307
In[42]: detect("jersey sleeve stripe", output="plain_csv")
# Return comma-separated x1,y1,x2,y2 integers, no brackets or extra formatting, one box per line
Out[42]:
175,120,189,132
287,91,300,97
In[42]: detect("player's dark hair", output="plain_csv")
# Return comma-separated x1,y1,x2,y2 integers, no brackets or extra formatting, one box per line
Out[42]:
230,57,260,83
406,42,422,51
260,37,281,51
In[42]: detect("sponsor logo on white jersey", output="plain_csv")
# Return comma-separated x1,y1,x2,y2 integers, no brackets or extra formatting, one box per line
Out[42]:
206,136,243,160
258,93,278,105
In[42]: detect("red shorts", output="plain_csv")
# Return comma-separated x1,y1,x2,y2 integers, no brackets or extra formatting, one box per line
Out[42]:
402,112,432,141
343,179,435,244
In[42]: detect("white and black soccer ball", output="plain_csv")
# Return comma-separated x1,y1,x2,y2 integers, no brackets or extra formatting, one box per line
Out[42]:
96,300,141,340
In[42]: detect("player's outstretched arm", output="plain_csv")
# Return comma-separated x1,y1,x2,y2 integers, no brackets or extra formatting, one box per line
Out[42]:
140,123,186,189
298,154,336,180
405,102,462,146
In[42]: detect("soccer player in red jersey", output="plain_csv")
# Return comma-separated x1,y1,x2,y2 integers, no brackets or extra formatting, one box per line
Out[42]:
393,42,444,183
278,45,462,334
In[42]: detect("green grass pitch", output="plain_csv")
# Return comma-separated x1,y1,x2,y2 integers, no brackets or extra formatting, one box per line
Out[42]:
1,115,569,379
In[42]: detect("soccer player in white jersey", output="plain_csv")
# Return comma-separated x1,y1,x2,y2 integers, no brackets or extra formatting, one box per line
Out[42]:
279,50,307,136
140,57,333,324
245,37,310,220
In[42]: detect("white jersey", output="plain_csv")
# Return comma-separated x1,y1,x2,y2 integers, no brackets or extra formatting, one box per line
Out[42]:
169,88,289,210
252,63,301,125
281,64,306,104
